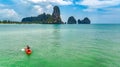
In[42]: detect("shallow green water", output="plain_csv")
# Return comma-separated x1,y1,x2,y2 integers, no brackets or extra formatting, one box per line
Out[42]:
0,24,120,67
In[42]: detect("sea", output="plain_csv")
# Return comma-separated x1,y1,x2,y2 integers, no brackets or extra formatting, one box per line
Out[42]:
0,24,120,67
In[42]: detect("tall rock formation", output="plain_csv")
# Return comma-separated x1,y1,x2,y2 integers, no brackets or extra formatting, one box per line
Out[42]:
67,16,77,24
22,13,52,24
52,6,62,24
78,19,82,24
81,17,91,24
21,5,91,24
78,17,91,24
21,6,63,24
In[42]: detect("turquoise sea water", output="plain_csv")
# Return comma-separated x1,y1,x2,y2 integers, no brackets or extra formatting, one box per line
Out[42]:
0,24,120,67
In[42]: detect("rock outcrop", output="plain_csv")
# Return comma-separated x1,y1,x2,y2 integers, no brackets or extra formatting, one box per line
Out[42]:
21,5,91,24
67,16,91,24
67,16,77,24
78,19,82,24
22,6,63,24
81,17,91,24
22,13,52,24
52,6,62,24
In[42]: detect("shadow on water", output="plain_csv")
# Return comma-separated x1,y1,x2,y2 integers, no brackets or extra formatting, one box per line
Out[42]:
50,25,61,52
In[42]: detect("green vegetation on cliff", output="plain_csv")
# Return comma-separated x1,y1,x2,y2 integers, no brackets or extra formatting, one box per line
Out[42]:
22,13,54,24
22,6,63,24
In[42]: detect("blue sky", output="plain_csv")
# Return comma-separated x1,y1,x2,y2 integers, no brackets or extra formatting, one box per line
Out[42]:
0,0,120,24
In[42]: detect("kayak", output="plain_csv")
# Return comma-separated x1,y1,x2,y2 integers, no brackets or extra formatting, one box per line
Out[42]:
25,48,32,55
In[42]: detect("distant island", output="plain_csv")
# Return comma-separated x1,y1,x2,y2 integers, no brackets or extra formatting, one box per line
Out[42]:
0,6,91,24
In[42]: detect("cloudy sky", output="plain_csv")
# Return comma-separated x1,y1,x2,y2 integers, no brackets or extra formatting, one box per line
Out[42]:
0,0,120,24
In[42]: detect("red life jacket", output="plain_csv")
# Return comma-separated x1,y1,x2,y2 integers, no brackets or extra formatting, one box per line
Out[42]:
25,48,32,55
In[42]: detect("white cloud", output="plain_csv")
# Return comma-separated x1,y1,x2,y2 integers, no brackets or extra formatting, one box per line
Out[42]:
0,0,72,22
0,3,20,21
0,9,21,21
46,4,53,9
28,0,46,3
11,0,72,16
12,0,29,5
53,0,72,5
0,0,73,21
76,0,120,11
33,5,43,14
0,4,6,7
27,0,73,5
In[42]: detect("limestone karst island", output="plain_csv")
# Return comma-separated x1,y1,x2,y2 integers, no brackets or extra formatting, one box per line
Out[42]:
0,6,91,24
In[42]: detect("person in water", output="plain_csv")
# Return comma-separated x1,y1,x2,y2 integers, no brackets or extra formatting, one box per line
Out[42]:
25,45,32,54
26,45,30,49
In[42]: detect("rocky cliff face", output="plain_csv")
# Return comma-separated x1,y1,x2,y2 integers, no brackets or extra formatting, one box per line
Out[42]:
67,16,77,24
78,19,82,24
22,13,52,24
21,5,91,24
67,16,91,24
22,6,63,24
81,17,91,24
52,6,62,24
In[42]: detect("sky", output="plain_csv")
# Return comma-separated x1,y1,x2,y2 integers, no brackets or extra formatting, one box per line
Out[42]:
0,0,120,24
